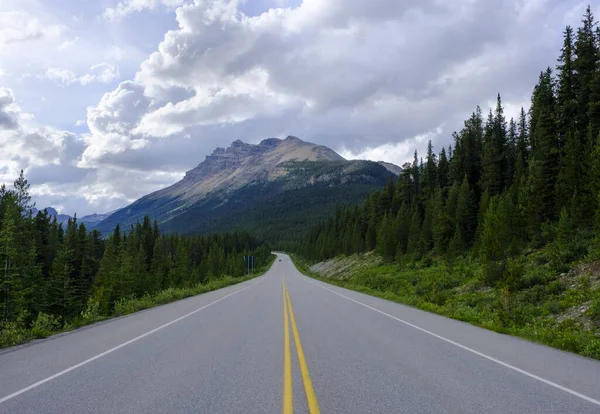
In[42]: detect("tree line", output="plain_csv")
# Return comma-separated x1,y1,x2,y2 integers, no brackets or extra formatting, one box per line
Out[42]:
298,6,600,285
0,173,271,334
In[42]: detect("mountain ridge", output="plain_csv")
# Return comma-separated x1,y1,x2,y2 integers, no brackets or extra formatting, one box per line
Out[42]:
96,136,398,242
30,207,113,227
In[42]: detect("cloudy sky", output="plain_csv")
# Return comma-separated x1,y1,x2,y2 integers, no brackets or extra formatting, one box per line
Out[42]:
0,0,591,216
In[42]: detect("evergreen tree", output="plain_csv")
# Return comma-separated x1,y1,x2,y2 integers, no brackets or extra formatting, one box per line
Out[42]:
406,209,422,257
437,147,450,191
480,195,513,284
432,188,452,254
529,69,559,222
455,176,476,246
423,141,437,198
0,208,21,321
480,95,508,197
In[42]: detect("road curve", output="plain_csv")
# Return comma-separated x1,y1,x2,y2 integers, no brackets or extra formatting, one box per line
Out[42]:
1,253,599,413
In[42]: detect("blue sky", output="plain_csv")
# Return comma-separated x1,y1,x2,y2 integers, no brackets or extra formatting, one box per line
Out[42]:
0,0,591,216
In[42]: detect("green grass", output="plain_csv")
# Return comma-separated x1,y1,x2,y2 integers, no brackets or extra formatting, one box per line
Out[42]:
290,253,600,360
0,255,276,349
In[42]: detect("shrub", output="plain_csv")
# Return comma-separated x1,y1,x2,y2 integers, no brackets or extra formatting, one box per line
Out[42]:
588,298,600,322
81,297,102,323
0,321,29,348
30,312,62,338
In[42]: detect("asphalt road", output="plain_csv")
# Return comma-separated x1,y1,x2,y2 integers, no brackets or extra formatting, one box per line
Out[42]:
1,253,599,413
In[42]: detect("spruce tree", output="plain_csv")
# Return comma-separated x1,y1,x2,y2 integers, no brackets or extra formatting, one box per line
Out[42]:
529,69,559,222
455,176,476,246
437,147,450,191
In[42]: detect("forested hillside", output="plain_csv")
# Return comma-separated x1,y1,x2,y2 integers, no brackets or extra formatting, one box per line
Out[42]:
0,173,272,347
295,7,600,357
301,6,600,265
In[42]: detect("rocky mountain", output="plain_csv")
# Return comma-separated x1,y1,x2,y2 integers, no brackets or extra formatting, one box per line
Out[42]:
95,136,398,242
80,212,114,226
30,207,113,228
30,207,71,225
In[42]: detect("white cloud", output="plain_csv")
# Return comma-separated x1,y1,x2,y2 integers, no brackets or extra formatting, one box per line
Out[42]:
80,63,120,85
73,0,577,192
104,0,186,22
1,0,589,216
0,11,64,47
340,127,444,166
0,87,20,129
42,63,120,86
0,88,81,182
43,67,78,84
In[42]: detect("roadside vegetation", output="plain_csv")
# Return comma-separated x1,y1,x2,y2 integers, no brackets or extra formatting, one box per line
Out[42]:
292,252,600,360
0,172,274,349
293,7,600,360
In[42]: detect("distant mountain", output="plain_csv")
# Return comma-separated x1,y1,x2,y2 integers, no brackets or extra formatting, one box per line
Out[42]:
30,207,113,228
95,136,399,243
30,207,71,225
80,212,113,226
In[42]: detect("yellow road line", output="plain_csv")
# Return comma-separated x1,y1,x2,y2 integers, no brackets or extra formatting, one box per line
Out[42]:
285,285,320,414
283,278,293,414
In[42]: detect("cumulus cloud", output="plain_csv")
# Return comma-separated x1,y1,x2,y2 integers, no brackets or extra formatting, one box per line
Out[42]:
0,88,85,199
104,0,186,21
85,0,570,171
0,88,19,129
3,0,590,215
340,127,444,167
42,63,120,86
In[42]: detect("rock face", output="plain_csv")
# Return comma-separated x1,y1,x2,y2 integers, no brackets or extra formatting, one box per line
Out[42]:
95,136,399,241
160,136,345,202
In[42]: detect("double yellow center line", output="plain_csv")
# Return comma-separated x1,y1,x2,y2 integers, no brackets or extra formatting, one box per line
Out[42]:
283,278,320,414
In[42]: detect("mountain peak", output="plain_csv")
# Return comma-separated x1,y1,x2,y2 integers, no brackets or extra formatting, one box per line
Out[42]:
259,137,281,147
176,136,346,195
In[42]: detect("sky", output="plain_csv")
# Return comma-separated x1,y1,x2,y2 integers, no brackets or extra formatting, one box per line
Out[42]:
0,0,593,216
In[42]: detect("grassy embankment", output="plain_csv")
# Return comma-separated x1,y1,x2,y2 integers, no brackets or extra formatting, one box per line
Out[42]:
291,252,600,359
0,255,276,349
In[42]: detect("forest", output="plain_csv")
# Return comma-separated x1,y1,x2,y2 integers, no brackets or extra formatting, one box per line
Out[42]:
0,174,272,347
300,6,600,268
295,7,600,357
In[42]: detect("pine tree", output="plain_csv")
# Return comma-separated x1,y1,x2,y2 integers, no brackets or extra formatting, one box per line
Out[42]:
529,69,559,222
432,188,452,254
13,170,34,213
423,141,437,198
506,118,517,189
574,6,598,136
517,107,530,163
418,199,434,253
437,147,450,191
556,25,577,147
480,195,513,284
0,209,21,322
376,214,397,260
46,246,75,320
406,209,422,257
396,203,411,255
455,176,476,246
481,96,508,197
